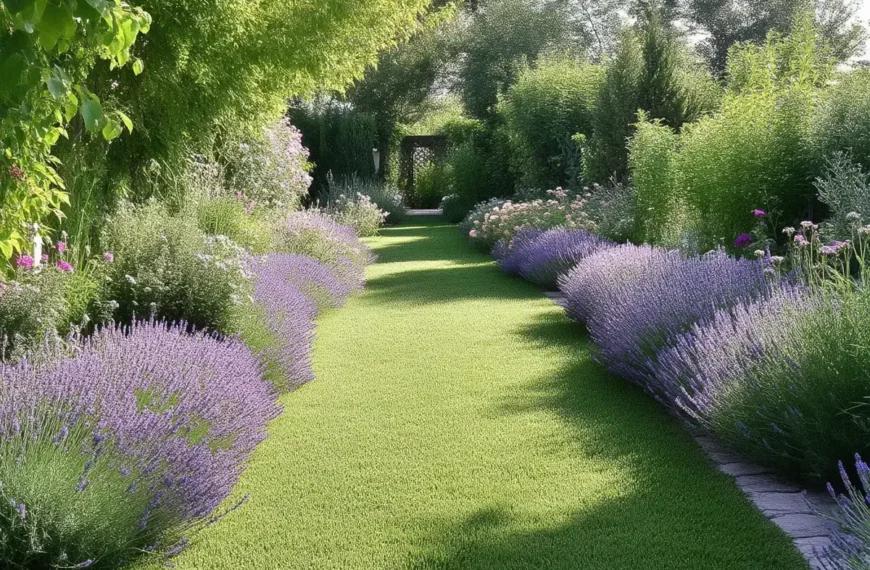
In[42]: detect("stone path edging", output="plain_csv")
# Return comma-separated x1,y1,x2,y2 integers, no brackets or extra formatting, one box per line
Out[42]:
543,290,838,570
406,209,443,216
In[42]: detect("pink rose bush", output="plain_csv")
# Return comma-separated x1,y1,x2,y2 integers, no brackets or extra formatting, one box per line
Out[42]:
460,189,597,249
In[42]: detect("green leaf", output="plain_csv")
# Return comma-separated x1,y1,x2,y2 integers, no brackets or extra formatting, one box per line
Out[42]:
1,0,32,15
101,119,123,140
132,58,144,75
38,2,75,51
44,128,60,145
63,92,78,121
0,54,26,98
47,75,65,98
81,98,104,131
117,110,134,133
0,239,15,261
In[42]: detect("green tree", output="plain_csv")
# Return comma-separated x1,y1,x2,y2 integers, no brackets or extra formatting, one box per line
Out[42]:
347,3,458,179
584,12,720,182
71,0,438,203
0,0,150,264
688,0,867,72
499,53,605,189
457,0,577,121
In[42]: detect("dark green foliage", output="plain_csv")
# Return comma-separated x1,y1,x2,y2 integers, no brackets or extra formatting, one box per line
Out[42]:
347,5,457,175
584,15,721,183
628,19,832,250
441,140,491,214
292,103,378,196
441,193,472,222
499,54,605,189
583,31,644,183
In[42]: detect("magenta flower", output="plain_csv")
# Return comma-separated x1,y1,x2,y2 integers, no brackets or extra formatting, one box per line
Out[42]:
56,241,67,253
41,254,49,263
104,252,114,263
734,233,753,248
16,255,34,270
56,260,74,272
753,209,766,218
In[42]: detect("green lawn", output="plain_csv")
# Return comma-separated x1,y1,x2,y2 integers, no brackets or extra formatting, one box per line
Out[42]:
168,217,807,569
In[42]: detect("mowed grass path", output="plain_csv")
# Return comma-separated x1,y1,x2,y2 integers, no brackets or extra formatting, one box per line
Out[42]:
172,217,807,570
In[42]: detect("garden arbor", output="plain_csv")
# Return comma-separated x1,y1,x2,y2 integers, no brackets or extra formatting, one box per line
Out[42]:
398,135,450,205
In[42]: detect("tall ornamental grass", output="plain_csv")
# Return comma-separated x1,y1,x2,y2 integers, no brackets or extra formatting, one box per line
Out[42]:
0,321,280,569
497,228,613,290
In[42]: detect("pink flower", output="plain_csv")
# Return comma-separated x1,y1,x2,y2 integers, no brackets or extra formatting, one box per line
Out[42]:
16,255,34,270
56,260,74,272
469,230,478,238
753,209,766,218
104,252,114,262
56,241,67,253
40,254,49,263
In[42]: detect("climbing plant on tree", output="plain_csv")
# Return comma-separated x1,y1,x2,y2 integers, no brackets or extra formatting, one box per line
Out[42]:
0,0,150,263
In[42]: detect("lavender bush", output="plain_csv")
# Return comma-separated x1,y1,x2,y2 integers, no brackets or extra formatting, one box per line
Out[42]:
254,254,361,313
0,321,280,568
824,455,870,570
650,287,812,419
275,211,374,286
558,244,670,323
560,245,771,393
703,288,870,482
497,228,614,290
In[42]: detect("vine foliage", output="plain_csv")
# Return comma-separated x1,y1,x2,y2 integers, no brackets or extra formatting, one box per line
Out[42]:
0,0,149,260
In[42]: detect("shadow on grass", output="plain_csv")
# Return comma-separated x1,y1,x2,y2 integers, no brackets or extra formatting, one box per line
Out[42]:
370,219,809,570
365,217,547,306
400,313,811,570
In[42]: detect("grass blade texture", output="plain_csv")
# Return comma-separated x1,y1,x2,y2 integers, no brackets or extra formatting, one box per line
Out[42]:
160,217,807,570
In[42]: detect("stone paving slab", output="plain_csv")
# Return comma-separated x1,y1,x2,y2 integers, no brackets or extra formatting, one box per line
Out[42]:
406,209,443,216
541,291,841,570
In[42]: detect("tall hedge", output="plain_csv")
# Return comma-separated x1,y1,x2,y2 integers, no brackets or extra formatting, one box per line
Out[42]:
499,54,605,190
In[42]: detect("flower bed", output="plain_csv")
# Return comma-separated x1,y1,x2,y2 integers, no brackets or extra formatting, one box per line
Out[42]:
460,197,870,568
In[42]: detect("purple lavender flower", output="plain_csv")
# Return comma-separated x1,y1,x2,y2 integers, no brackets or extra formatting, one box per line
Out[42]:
753,209,766,218
278,211,374,286
498,228,614,290
250,256,319,389
559,244,771,392
823,454,870,569
734,233,753,248
0,321,281,564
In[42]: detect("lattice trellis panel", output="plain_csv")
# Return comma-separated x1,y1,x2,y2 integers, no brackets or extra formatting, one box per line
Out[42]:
399,135,449,206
